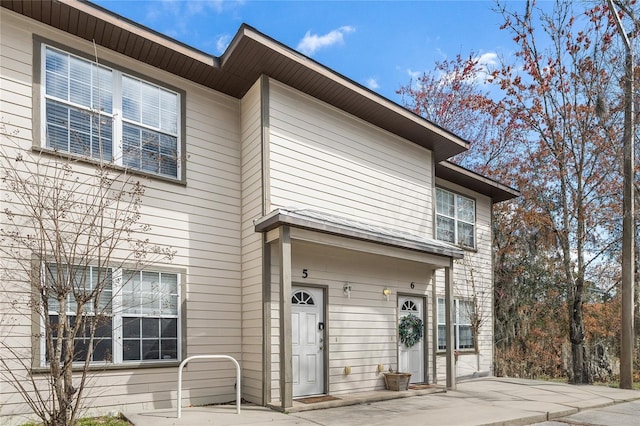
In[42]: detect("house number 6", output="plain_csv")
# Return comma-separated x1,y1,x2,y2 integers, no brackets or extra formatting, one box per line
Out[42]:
302,269,308,279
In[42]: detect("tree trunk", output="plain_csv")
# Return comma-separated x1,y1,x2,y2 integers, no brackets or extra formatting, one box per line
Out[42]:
558,169,590,385
635,222,639,338
569,293,591,384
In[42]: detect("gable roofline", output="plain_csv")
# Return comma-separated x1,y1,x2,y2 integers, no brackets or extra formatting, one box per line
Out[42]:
59,0,219,67
1,0,520,200
221,24,470,161
435,161,520,203
2,0,468,161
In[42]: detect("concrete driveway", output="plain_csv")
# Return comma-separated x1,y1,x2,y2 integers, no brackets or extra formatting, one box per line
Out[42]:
533,399,640,426
125,377,640,426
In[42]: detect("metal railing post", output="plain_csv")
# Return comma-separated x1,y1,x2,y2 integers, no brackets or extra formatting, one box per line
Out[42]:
177,355,241,418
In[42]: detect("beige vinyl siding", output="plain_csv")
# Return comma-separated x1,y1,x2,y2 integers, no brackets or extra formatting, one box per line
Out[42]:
433,178,493,381
269,239,434,401
267,79,433,236
0,10,243,423
0,14,40,424
0,12,32,139
240,79,265,404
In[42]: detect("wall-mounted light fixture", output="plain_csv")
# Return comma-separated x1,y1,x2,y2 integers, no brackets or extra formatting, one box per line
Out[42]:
382,287,391,301
343,283,352,298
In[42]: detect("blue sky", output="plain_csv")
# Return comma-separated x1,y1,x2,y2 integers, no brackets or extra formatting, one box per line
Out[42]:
92,0,519,102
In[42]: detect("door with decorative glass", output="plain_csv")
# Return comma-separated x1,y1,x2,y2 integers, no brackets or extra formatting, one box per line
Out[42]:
291,287,324,396
398,296,425,383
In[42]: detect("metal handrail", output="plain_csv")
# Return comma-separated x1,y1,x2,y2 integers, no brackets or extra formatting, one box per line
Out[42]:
177,355,241,418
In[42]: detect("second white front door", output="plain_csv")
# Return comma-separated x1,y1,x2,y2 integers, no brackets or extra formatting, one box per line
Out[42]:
292,287,324,396
398,296,425,383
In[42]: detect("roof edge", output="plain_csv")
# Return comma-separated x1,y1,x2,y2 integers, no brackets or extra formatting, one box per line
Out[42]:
225,24,470,158
76,0,219,67
4,1,470,161
436,161,520,203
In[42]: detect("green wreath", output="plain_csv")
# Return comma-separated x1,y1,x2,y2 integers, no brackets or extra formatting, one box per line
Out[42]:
399,314,424,348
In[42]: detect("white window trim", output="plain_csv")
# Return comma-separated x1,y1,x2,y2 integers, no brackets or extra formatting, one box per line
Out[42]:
40,43,183,181
437,297,475,352
40,265,182,367
435,187,476,249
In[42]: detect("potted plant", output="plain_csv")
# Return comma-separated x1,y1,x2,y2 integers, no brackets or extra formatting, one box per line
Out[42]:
383,370,412,391
383,314,423,390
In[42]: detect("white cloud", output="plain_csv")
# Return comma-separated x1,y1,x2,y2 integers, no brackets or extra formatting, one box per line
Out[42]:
216,34,232,54
476,52,498,67
172,0,244,15
406,69,422,81
366,78,380,90
193,0,224,14
145,0,245,44
470,52,499,84
436,52,499,87
297,26,355,56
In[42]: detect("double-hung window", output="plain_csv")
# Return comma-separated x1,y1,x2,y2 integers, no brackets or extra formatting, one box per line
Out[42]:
42,44,181,179
435,188,476,248
437,298,474,351
46,265,113,362
121,270,179,361
43,264,181,366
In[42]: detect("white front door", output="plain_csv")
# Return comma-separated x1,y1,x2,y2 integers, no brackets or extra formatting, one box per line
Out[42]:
398,296,425,383
292,287,324,396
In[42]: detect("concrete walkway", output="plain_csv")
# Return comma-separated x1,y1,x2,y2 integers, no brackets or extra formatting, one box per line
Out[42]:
124,377,640,426
533,400,640,426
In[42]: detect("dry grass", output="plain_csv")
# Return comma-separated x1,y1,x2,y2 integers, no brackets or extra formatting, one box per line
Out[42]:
23,415,132,426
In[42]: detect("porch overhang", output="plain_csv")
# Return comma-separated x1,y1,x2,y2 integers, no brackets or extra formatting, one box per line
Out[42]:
256,208,461,409
254,208,464,261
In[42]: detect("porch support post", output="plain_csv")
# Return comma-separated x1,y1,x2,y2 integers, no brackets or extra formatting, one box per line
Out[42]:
445,259,456,390
431,270,438,384
278,225,293,408
262,235,272,405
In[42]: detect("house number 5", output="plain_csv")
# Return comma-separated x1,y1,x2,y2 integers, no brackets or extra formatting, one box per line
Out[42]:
302,269,308,279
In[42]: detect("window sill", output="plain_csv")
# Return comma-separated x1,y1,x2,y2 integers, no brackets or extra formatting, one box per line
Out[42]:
459,245,478,253
436,350,476,355
434,238,478,253
31,360,180,374
32,146,187,186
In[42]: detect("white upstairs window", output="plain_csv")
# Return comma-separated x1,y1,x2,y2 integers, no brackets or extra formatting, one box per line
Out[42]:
435,187,476,248
42,45,181,180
